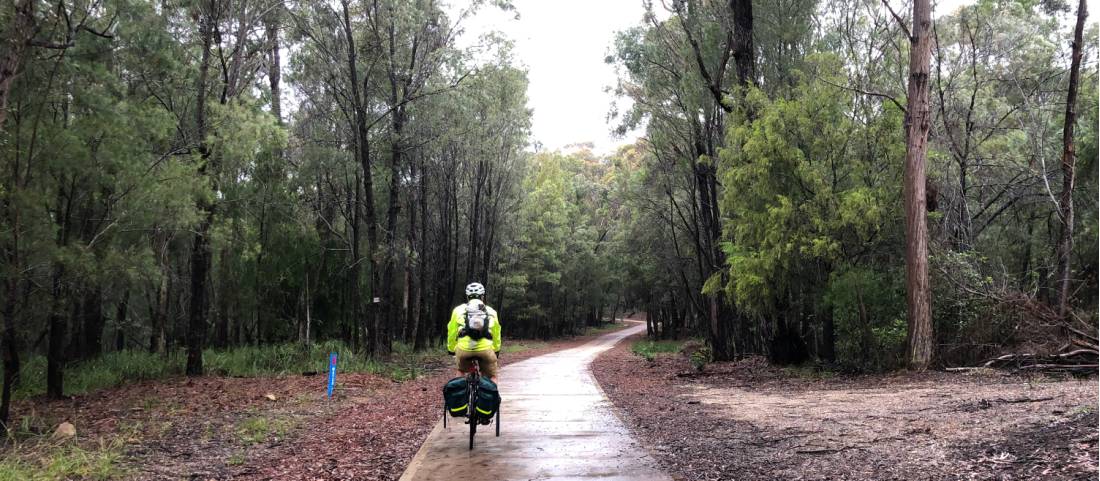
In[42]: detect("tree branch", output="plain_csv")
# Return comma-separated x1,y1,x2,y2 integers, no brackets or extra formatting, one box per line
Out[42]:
818,77,907,113
881,0,912,39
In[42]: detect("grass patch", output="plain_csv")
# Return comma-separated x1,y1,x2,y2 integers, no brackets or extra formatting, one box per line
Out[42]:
631,339,684,361
584,322,627,335
781,364,837,380
235,415,290,445
15,340,448,399
501,340,548,354
15,351,180,399
1070,404,1096,416
226,451,246,466
0,439,124,481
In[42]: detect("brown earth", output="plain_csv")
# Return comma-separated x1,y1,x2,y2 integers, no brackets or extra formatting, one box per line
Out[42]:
590,333,1099,481
10,325,626,480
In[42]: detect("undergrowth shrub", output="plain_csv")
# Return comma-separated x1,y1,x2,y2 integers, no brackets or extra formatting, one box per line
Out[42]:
0,439,124,481
631,339,682,361
824,266,906,371
16,340,441,399
931,250,1016,366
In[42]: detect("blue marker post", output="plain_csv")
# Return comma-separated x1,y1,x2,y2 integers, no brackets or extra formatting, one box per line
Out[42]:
327,352,338,399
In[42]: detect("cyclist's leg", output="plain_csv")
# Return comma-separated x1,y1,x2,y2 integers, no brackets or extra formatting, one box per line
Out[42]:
453,347,470,374
455,348,475,376
479,350,499,380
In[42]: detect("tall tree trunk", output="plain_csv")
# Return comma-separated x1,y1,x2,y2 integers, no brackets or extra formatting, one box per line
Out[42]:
80,287,105,359
413,156,429,350
1,278,21,427
266,4,283,126
0,0,35,131
729,0,755,87
405,159,419,344
115,290,129,351
902,0,934,371
214,246,230,348
153,264,169,354
1054,0,1087,319
820,303,836,363
0,108,24,424
350,171,363,351
187,213,213,376
304,277,312,346
254,0,283,343
46,265,66,399
46,170,76,398
187,4,216,377
341,0,380,356
378,99,406,356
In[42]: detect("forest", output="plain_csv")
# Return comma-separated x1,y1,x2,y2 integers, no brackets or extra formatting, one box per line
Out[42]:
0,0,1096,447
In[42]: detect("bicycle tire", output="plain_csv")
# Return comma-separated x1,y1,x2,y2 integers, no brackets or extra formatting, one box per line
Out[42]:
468,379,478,450
468,383,477,446
495,408,500,437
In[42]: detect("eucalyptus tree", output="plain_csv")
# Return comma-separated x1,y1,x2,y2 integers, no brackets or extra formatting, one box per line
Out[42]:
611,5,740,359
1055,0,1089,318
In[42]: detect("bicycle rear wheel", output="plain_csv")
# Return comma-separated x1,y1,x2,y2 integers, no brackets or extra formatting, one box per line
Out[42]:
468,382,478,449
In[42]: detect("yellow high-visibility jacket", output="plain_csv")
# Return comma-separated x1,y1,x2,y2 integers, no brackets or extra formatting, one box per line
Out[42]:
446,301,501,353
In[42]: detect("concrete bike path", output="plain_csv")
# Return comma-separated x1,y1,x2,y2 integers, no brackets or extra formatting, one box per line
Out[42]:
398,322,672,481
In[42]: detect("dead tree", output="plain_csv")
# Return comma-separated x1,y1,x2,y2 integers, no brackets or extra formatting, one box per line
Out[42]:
1054,0,1088,319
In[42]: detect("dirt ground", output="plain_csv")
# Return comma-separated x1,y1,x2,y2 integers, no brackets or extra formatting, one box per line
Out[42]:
591,334,1099,481
11,328,623,480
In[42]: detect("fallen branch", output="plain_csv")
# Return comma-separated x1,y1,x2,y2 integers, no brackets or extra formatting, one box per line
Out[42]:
1057,349,1099,359
1015,364,1097,371
796,445,861,455
993,396,1054,404
1065,325,1099,344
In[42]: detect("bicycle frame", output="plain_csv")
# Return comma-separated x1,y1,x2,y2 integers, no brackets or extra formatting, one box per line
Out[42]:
443,356,500,449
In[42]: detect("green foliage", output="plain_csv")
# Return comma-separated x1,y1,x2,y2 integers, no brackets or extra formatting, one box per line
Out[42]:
780,364,837,380
0,0,1094,410
719,65,904,318
500,148,629,338
631,339,684,361
689,346,712,371
0,440,124,481
226,452,247,466
929,251,1011,365
823,267,907,370
236,416,290,445
15,341,442,399
14,351,179,400
500,341,548,354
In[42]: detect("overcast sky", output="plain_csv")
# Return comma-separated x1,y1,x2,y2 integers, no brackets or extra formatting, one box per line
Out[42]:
450,0,654,154
451,0,1099,154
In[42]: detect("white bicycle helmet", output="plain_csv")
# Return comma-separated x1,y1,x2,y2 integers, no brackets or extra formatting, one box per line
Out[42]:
465,282,485,298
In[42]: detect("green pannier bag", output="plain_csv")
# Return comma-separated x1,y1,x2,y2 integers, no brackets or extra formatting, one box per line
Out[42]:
443,377,469,417
473,377,500,418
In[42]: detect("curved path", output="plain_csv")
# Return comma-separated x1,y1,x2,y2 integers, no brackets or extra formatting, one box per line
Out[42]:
398,322,671,481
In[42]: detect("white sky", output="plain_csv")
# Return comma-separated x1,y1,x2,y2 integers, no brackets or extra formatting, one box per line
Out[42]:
450,0,1099,154
451,0,655,154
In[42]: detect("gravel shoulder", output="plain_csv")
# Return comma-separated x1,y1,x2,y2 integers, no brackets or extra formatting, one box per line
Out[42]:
590,333,1099,481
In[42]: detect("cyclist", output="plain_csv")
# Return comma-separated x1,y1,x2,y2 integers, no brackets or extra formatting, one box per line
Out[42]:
446,282,502,379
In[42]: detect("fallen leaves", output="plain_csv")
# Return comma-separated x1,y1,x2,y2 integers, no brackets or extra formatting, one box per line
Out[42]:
591,333,1099,481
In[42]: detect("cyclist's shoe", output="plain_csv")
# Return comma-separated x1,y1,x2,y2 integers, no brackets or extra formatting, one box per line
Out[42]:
478,416,492,425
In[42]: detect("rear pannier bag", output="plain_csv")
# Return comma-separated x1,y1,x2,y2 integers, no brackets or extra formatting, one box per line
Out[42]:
443,377,469,417
474,377,501,418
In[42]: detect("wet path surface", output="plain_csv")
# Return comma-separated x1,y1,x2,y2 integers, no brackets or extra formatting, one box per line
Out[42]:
398,323,671,481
